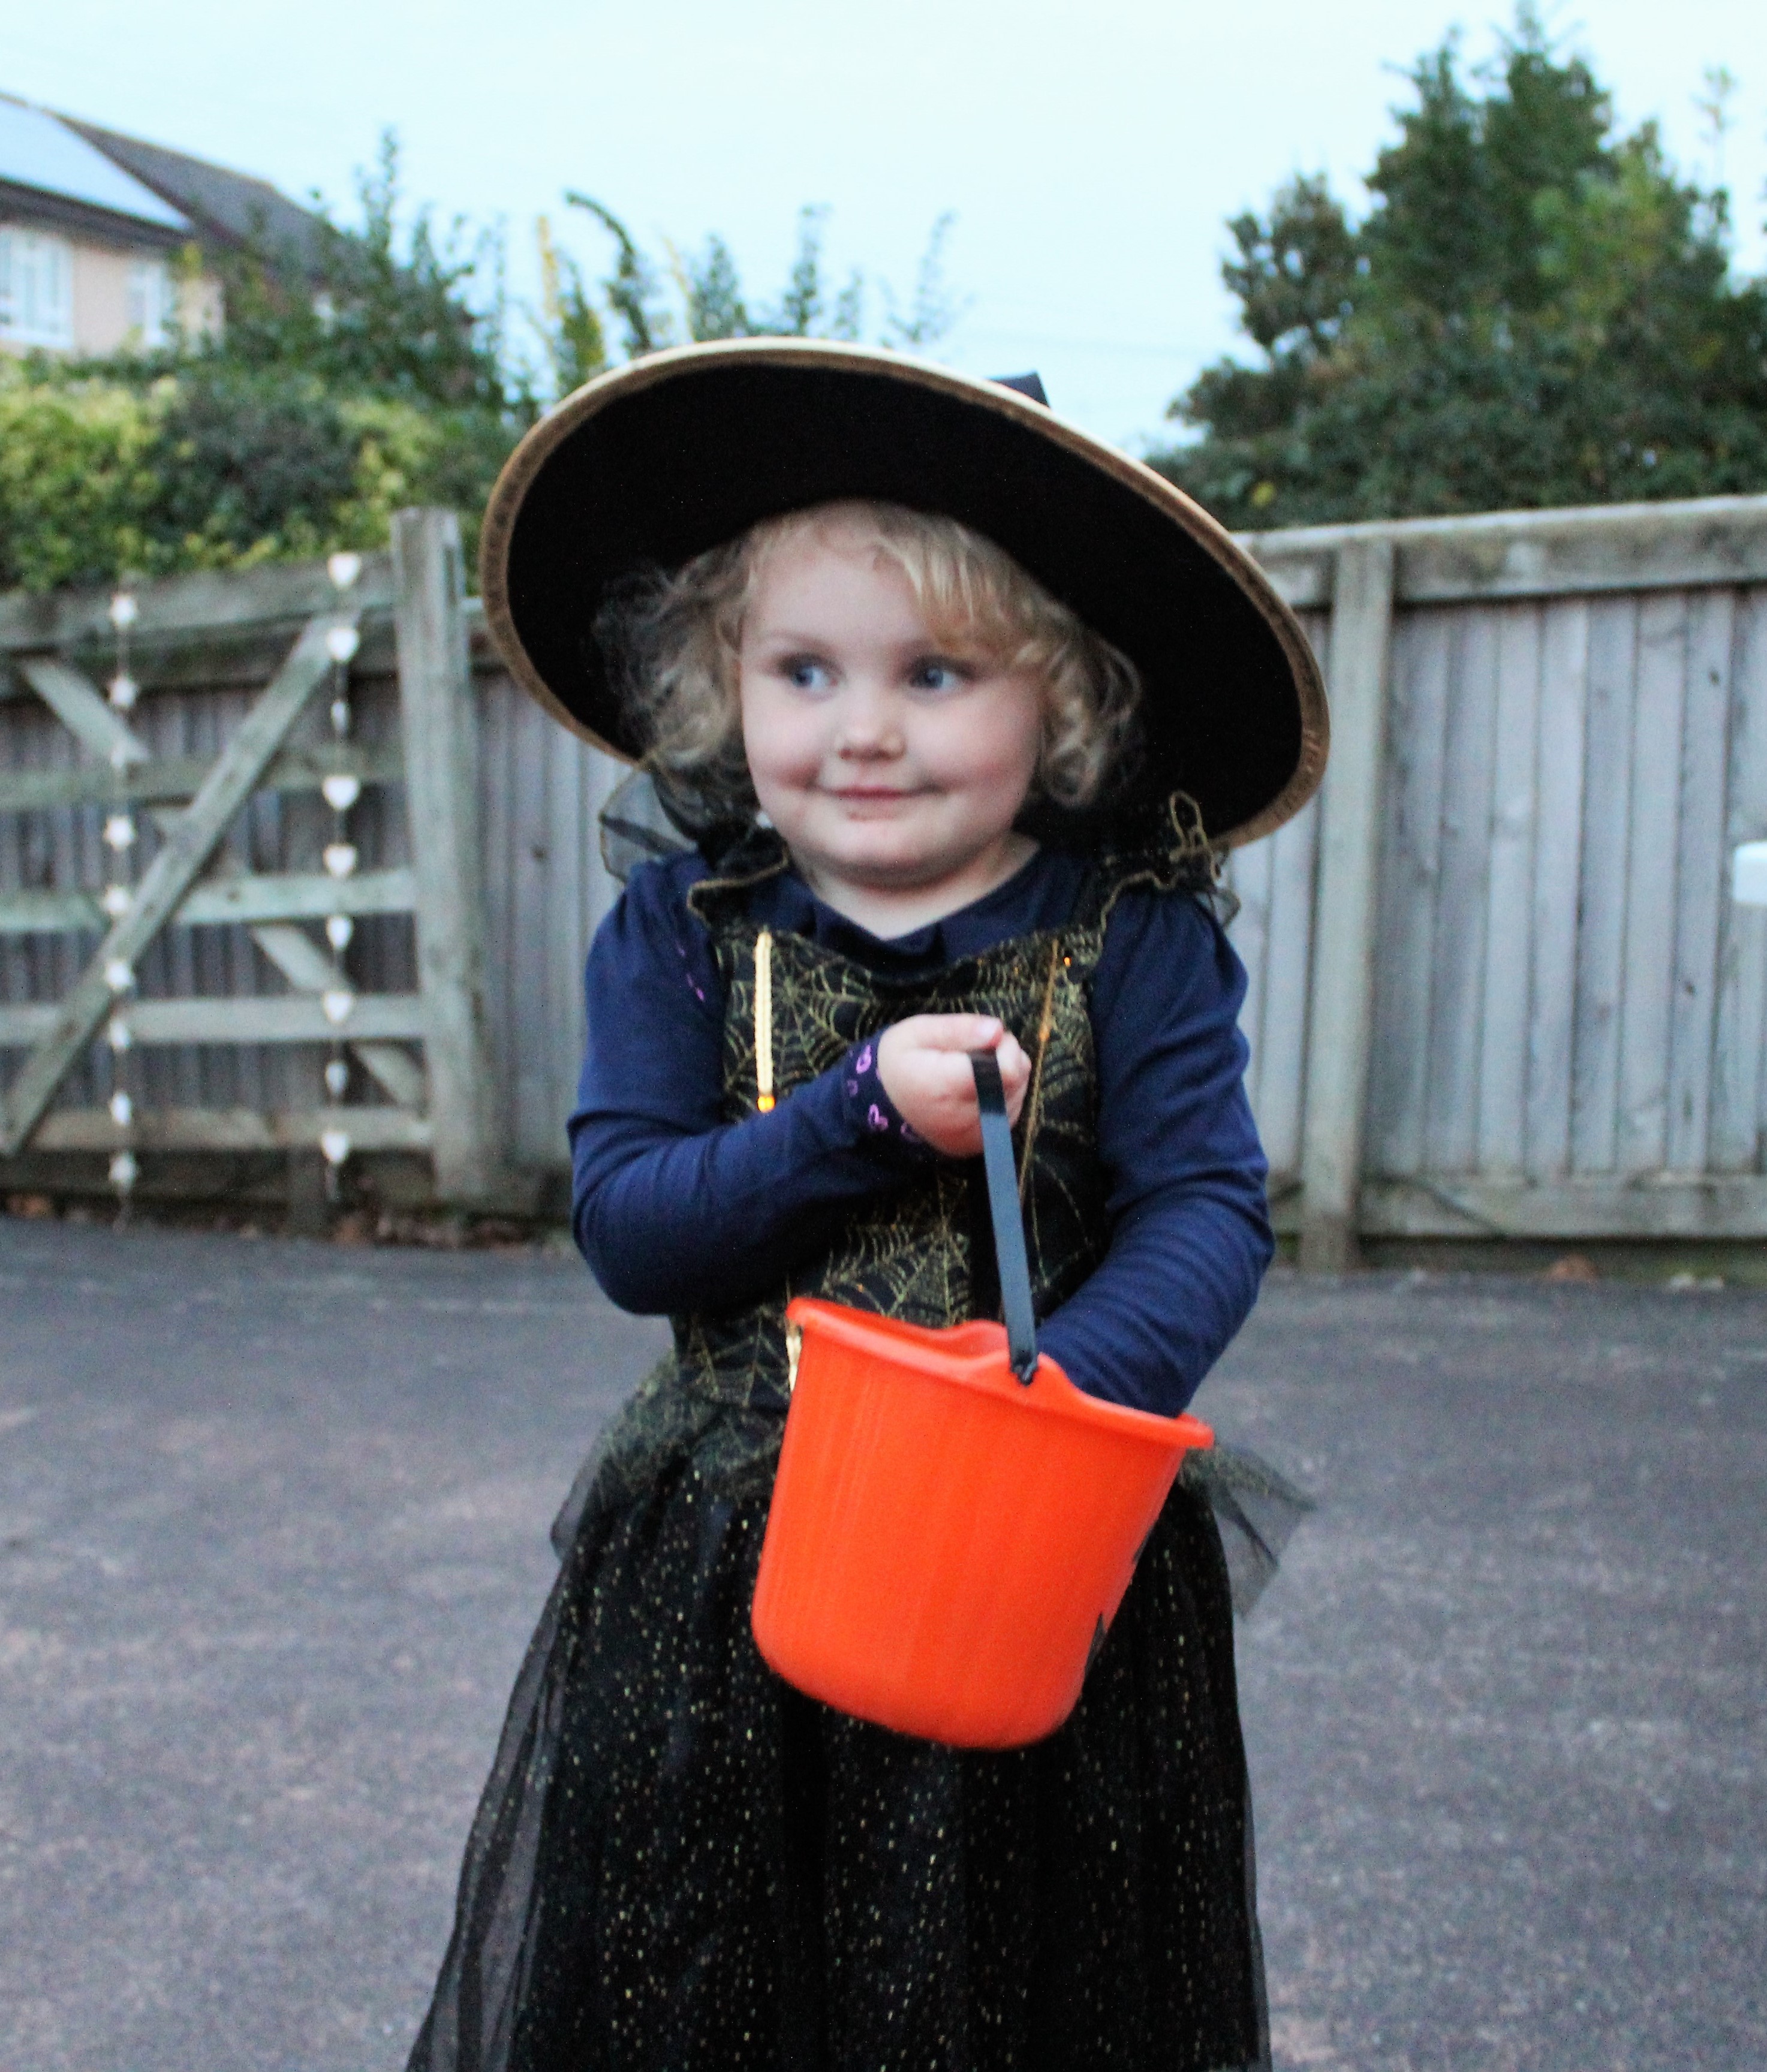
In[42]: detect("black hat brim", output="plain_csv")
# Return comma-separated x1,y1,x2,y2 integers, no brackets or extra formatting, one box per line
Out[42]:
480,339,1326,848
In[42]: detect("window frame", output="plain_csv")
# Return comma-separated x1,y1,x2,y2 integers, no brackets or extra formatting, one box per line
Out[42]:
0,225,76,350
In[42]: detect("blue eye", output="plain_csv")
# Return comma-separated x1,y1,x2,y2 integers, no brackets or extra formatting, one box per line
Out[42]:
781,656,833,692
910,656,973,694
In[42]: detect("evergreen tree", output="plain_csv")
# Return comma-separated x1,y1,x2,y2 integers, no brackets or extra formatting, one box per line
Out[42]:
1153,10,1767,526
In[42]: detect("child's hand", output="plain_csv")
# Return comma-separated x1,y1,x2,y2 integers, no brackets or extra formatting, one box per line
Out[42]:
875,1016,1031,1158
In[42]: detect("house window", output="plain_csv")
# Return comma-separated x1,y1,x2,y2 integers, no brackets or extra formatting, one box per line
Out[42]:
128,256,175,348
0,228,74,349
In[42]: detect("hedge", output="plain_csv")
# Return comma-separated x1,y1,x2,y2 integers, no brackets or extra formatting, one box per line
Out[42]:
0,360,517,593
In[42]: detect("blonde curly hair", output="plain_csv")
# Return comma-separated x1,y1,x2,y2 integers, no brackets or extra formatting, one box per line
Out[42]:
596,499,1142,827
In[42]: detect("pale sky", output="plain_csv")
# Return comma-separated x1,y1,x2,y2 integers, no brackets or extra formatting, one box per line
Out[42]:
2,1,1762,449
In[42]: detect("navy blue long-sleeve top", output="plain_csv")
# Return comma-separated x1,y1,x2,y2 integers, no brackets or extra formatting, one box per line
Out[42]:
568,845,1272,1417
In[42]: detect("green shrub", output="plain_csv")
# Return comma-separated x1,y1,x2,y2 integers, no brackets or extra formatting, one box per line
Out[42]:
0,365,163,591
153,369,361,566
0,361,517,592
338,394,519,570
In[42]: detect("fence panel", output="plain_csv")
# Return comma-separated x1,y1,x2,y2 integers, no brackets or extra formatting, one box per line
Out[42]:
474,667,624,1170
1709,592,1767,1174
0,673,413,1122
1522,599,1590,1182
1225,608,1326,1183
1233,493,1767,1242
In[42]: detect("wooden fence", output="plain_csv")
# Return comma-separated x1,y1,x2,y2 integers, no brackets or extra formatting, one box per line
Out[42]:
1236,493,1767,1262
5,493,1767,1249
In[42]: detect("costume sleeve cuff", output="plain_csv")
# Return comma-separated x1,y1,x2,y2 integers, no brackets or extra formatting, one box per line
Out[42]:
840,1035,934,1163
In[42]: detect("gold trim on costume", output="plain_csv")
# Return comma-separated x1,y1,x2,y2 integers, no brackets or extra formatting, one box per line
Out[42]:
1018,939,1064,1199
754,929,775,1112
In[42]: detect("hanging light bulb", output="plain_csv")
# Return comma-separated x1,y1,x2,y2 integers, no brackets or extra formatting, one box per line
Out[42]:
107,671,139,712
109,1149,139,1192
324,1058,350,1099
324,624,360,665
330,697,351,736
106,1014,133,1052
103,814,137,851
109,1090,134,1127
100,885,132,918
103,958,136,993
323,842,358,880
321,988,355,1026
319,1127,352,1167
107,593,139,631
325,913,354,951
327,551,363,591
321,772,362,814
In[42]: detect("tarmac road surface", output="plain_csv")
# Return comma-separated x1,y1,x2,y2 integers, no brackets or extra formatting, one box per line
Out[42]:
1,1216,1762,2071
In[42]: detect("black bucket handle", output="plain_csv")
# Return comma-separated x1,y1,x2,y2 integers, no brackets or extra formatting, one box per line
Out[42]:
971,1050,1038,1386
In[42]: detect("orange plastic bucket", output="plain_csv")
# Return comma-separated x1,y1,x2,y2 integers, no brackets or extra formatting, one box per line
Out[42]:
749,1051,1214,1748
752,1302,1211,1746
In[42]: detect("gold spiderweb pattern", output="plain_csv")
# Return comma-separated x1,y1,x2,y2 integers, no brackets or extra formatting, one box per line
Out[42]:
670,918,1112,1413
671,799,1219,1414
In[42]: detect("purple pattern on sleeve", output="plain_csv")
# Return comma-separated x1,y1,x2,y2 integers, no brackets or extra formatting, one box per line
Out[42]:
842,1036,928,1154
675,935,708,1004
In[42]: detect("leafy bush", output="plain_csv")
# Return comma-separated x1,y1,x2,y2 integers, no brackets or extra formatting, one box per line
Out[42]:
0,368,162,591
0,134,526,594
154,370,361,563
0,362,515,590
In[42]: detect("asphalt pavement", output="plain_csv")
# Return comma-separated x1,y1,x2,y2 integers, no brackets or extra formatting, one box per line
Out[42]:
1,1216,1762,2071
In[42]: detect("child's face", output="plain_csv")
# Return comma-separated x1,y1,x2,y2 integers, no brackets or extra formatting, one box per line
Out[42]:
738,517,1043,909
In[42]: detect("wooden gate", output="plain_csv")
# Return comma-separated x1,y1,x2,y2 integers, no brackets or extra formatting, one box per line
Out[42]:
0,509,503,1207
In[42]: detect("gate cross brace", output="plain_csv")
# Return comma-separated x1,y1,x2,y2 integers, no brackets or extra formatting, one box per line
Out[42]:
0,612,358,1157
14,657,178,833
16,658,150,769
249,923,428,1110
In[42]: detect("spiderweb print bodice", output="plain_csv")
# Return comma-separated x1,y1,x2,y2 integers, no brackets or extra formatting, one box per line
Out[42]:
671,794,1218,1415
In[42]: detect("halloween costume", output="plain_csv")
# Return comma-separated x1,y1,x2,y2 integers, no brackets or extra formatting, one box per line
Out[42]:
409,341,1326,2072
571,819,1268,1419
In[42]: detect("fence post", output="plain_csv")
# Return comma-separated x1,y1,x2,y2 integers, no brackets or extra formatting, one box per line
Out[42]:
1298,535,1396,1272
392,508,504,1205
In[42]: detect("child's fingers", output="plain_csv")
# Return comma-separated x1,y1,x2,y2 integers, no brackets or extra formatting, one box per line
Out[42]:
919,1035,1031,1108
896,1013,1004,1055
914,1049,994,1100
877,1019,1034,1151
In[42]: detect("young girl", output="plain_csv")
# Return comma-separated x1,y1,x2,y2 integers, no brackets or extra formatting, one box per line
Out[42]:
410,342,1326,2072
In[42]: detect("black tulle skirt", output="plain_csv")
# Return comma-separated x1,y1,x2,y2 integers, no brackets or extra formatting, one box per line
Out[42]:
407,1363,1279,2072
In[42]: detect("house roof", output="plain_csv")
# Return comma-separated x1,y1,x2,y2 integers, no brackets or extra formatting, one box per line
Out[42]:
62,115,329,272
0,92,328,270
0,94,191,233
